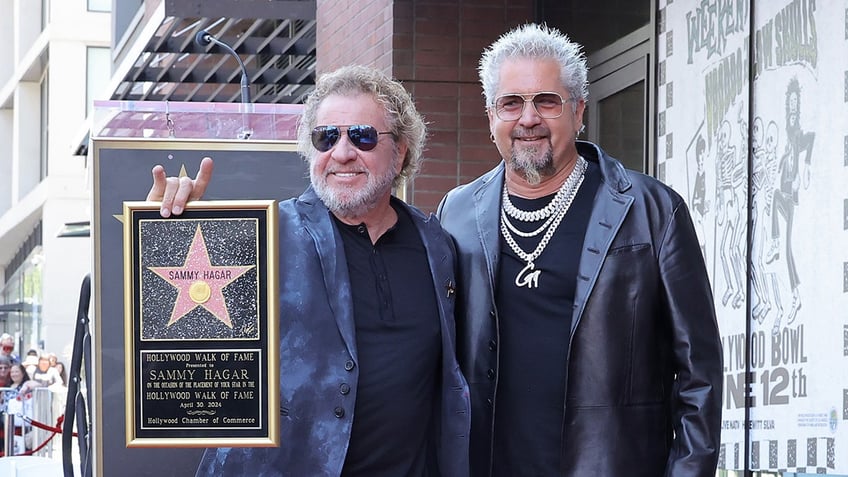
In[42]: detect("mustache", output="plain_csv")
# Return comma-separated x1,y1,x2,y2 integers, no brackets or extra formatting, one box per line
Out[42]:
511,127,550,139
324,167,367,175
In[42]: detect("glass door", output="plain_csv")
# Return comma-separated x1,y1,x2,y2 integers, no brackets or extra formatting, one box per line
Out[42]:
584,26,652,173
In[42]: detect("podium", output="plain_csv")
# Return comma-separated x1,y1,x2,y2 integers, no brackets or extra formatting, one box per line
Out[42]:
90,101,309,477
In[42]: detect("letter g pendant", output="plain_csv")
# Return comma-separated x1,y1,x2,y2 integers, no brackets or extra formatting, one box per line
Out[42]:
515,262,541,289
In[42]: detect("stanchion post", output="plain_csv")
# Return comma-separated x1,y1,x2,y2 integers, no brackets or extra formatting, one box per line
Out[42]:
3,412,15,456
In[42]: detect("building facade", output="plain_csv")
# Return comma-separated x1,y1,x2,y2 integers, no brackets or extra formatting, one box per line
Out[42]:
0,0,110,362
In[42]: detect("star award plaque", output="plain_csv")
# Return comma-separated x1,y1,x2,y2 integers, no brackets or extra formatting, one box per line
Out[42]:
122,200,279,448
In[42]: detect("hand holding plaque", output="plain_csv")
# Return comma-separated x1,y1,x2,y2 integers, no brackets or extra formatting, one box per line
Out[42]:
123,158,279,448
147,156,214,217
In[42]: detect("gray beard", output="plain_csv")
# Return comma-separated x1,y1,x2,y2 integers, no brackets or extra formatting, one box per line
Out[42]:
316,186,378,218
509,143,555,185
310,160,398,219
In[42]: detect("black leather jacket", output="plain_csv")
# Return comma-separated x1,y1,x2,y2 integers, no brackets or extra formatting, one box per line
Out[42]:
437,142,722,477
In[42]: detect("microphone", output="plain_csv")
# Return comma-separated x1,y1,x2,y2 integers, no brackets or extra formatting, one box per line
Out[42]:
195,30,251,104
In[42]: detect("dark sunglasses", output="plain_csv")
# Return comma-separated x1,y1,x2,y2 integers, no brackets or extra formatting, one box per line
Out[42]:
1,346,13,352
311,125,394,152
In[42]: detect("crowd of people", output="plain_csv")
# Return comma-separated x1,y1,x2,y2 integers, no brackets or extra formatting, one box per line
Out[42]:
0,333,67,455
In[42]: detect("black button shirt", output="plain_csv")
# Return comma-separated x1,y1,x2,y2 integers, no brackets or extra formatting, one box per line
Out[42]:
334,204,442,477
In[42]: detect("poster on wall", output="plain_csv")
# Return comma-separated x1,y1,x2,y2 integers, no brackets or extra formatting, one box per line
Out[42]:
746,0,847,473
657,0,751,470
659,0,848,474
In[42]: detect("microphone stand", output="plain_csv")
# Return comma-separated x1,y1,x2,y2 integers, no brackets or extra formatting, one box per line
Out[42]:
196,30,253,139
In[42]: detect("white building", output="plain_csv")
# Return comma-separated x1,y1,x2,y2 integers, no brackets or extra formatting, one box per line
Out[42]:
0,0,110,360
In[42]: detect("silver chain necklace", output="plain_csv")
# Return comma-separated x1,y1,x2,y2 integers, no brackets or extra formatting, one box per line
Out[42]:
500,156,587,289
501,156,586,222
502,208,559,238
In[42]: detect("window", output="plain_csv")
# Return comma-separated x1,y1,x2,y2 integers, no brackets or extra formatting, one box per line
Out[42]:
1,237,43,349
87,47,111,117
88,0,111,12
42,0,50,30
585,36,652,173
40,73,49,179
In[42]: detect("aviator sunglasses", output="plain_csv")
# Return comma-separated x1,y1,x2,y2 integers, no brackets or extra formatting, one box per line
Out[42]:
311,124,394,152
493,91,571,121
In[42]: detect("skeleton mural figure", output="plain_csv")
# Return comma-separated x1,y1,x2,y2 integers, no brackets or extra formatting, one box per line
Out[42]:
715,119,746,309
766,77,815,326
691,135,709,259
750,117,784,331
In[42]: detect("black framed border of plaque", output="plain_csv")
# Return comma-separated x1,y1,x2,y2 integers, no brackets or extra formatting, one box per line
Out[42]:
122,200,279,448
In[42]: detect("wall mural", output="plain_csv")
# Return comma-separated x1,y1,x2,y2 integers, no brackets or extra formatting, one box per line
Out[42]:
658,0,847,473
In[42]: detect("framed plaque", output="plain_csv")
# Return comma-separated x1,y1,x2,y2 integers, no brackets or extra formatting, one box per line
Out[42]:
122,200,279,448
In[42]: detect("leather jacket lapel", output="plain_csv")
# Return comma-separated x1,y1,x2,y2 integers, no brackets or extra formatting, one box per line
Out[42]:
571,143,634,337
572,186,632,335
299,188,358,361
473,163,505,286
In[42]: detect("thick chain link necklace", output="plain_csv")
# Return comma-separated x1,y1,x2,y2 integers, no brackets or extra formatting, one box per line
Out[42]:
503,173,572,222
500,156,587,289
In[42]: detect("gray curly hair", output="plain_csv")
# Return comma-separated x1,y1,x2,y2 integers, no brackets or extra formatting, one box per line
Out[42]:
479,23,588,110
297,65,427,186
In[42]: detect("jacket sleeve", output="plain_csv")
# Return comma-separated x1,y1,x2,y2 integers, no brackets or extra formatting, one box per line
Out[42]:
659,200,723,477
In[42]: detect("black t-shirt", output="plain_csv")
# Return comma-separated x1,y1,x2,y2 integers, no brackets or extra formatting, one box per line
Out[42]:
492,161,600,476
334,204,442,477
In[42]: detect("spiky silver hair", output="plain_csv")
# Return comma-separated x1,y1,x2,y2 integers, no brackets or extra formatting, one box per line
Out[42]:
479,23,588,109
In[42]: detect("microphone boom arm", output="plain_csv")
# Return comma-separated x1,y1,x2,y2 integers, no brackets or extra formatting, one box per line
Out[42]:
196,30,251,104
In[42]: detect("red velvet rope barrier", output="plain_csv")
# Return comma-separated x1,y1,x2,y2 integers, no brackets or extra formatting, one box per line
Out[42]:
0,414,78,457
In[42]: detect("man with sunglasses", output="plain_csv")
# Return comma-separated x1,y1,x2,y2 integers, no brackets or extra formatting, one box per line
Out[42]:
0,334,19,365
147,65,469,477
437,24,722,476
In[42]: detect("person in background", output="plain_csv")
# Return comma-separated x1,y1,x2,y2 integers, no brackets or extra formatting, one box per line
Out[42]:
22,350,39,378
31,353,63,389
4,363,38,396
146,64,470,476
2,363,39,454
0,334,18,364
54,362,68,387
0,355,9,452
437,23,722,476
47,352,58,368
0,355,11,388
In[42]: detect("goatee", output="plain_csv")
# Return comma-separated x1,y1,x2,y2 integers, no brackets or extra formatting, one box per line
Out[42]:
509,143,555,185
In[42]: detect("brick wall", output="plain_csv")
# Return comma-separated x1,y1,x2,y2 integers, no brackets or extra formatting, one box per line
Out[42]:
317,0,535,213
317,0,395,74
398,0,534,212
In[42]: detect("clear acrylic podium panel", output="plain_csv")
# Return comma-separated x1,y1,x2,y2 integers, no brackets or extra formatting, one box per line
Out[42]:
91,100,303,141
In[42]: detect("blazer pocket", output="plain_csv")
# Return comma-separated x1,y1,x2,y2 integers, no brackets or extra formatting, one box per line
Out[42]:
607,242,651,256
